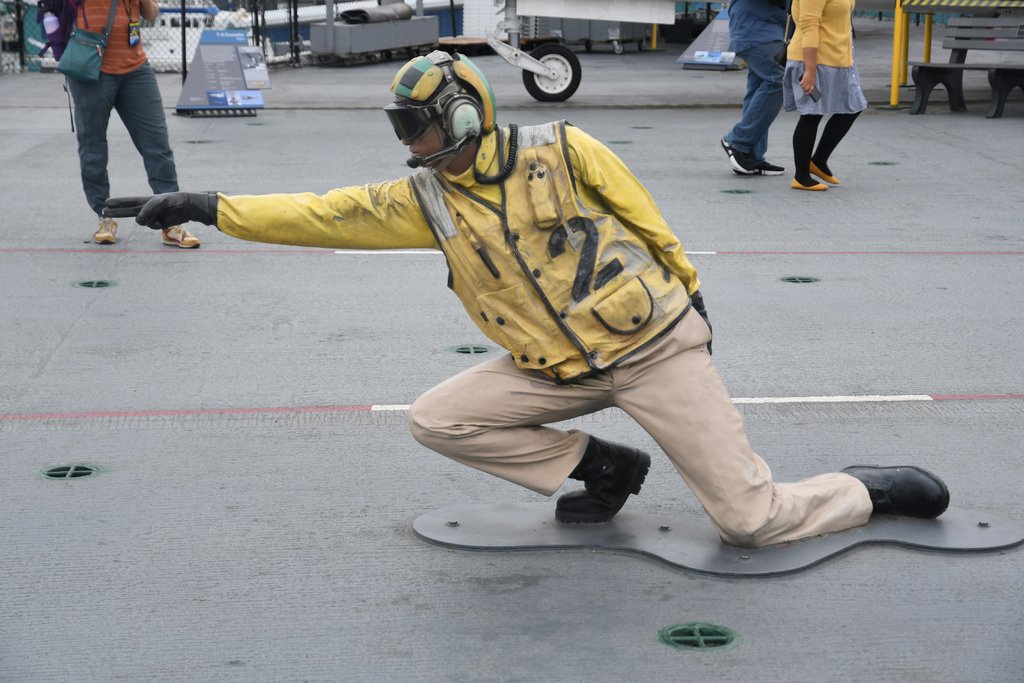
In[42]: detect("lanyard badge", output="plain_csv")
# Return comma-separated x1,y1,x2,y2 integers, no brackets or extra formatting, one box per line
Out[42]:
124,0,140,47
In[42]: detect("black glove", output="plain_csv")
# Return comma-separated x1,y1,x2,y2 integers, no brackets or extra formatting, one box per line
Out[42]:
103,192,218,231
690,289,712,355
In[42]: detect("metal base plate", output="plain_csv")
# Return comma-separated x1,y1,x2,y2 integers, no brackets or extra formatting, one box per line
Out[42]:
413,503,1024,577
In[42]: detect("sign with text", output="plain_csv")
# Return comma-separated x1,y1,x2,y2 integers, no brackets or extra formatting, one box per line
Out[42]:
176,29,269,114
677,9,742,71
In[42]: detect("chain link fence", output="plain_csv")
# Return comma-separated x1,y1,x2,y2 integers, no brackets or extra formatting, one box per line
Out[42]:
2,0,460,75
1,0,27,72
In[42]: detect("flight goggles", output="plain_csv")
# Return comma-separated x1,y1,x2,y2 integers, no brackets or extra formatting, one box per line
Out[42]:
384,100,444,144
384,82,466,143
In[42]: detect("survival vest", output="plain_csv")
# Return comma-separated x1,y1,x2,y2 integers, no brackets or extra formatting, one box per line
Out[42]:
410,120,691,382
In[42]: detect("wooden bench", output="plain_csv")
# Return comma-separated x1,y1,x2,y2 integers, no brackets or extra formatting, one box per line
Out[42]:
909,17,1024,118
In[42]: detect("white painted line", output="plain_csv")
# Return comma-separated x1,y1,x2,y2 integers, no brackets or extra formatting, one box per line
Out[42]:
334,250,439,255
687,251,718,255
731,394,934,404
3,393,1015,423
368,395,937,412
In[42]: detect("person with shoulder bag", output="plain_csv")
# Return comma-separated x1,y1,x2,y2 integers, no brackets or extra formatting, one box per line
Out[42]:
719,0,789,176
64,0,200,247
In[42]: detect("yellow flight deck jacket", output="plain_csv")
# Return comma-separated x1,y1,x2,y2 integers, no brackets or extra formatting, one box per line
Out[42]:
218,121,700,382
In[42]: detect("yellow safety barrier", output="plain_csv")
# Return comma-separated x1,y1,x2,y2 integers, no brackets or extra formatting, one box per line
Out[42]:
904,0,1024,6
924,14,932,63
890,1,904,106
889,0,1024,105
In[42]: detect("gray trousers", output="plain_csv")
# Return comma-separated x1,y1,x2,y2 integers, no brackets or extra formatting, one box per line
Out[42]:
409,308,872,547
66,62,178,216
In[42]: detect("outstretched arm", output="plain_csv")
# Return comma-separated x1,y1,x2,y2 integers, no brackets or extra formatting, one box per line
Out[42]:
105,178,438,251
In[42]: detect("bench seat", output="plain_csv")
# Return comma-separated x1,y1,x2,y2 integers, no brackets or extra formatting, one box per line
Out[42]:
910,62,1024,118
909,17,1024,118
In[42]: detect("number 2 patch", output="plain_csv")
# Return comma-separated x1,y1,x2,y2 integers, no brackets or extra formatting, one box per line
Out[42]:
547,217,599,303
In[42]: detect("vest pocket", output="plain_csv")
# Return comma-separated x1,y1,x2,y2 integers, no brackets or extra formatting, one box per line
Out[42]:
591,276,654,335
523,150,562,229
476,284,568,368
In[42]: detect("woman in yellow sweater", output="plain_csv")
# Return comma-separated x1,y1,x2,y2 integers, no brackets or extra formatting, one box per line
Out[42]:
783,0,867,190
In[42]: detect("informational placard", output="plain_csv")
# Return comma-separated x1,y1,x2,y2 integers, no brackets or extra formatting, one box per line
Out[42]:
176,29,270,115
677,8,742,71
238,46,270,89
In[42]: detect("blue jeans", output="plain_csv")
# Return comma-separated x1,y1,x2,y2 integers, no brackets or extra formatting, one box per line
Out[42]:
67,62,178,216
724,40,785,165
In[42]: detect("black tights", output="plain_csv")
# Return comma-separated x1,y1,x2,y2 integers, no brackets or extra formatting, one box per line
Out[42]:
792,112,860,185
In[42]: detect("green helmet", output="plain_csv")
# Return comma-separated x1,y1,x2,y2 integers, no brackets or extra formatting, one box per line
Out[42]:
384,50,497,152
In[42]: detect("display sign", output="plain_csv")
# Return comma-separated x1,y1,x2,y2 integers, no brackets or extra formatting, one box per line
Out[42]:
176,29,270,116
677,8,742,71
238,46,270,89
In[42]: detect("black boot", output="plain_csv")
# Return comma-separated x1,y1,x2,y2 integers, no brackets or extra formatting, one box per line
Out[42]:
555,436,651,524
842,465,950,519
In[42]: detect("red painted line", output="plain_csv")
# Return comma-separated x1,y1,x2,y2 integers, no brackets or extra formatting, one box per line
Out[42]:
0,404,372,422
3,247,1024,256
3,394,1023,423
930,393,1024,401
0,247,328,255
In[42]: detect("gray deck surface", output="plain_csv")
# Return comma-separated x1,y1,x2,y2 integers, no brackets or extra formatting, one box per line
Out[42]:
1,16,1022,683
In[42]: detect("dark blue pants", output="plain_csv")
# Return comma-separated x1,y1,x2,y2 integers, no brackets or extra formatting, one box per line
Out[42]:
724,40,785,165
67,62,178,216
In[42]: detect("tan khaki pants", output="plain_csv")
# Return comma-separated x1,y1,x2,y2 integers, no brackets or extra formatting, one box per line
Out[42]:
408,309,872,547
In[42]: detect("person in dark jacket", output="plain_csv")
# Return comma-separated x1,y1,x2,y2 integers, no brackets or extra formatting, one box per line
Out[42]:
720,0,789,176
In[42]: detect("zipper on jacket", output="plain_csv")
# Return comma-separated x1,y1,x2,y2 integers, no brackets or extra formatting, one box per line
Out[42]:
461,214,501,280
495,183,594,370
475,246,501,279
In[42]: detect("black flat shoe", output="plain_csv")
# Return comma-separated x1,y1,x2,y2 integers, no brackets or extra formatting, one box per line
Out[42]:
842,465,950,519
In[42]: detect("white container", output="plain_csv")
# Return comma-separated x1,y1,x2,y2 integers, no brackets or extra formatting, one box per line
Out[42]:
43,12,60,37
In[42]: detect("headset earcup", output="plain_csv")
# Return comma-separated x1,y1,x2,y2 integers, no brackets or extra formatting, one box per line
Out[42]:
446,99,482,140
